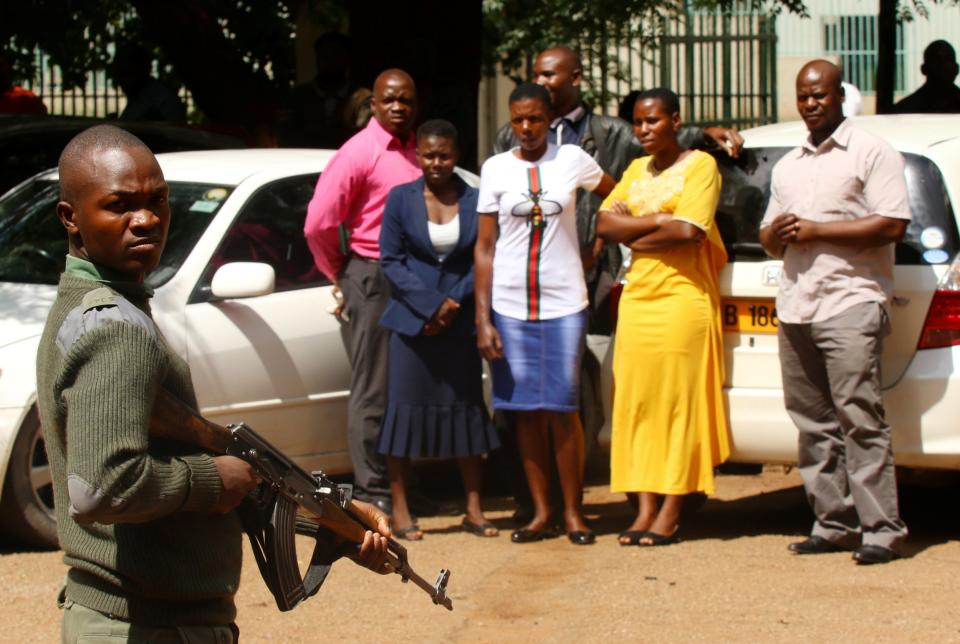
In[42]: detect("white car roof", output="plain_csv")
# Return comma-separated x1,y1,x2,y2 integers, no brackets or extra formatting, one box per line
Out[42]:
742,114,960,154
155,148,337,185
31,148,338,186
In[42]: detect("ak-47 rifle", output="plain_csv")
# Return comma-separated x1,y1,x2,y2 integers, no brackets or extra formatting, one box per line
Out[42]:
149,389,453,612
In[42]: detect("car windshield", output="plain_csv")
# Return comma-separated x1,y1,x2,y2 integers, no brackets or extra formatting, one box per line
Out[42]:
0,177,232,287
714,148,958,265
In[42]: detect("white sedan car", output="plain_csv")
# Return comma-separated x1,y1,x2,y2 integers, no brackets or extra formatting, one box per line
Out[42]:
0,149,614,549
600,114,960,472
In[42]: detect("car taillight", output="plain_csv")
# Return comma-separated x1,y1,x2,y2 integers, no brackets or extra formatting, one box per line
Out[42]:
918,254,960,350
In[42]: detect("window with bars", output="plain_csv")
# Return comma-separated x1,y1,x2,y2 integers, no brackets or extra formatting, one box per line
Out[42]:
823,15,905,94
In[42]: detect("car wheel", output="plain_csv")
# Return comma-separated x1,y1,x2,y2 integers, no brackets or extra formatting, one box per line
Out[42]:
0,407,57,549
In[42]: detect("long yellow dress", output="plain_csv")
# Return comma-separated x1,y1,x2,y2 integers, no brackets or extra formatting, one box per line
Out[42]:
604,150,730,495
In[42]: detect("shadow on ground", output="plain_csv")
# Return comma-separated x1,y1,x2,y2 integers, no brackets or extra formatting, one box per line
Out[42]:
415,457,960,557
3,460,956,555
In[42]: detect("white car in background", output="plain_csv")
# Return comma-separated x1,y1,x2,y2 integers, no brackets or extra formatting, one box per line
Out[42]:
601,114,960,472
0,149,610,549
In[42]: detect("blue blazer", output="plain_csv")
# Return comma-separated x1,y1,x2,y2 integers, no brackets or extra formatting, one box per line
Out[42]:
379,175,479,337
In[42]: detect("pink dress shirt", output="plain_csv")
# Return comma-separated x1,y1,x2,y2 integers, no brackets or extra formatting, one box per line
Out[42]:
304,117,420,281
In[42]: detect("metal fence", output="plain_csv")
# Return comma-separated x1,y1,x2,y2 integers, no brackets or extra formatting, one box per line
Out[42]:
576,4,778,128
22,48,194,119
823,14,905,94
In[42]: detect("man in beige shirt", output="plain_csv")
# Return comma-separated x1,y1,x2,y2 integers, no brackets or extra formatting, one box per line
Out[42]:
760,60,911,565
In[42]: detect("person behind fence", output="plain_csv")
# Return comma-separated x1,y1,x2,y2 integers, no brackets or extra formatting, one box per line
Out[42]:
892,39,960,114
38,125,390,642
475,83,615,546
376,119,502,541
278,32,367,148
597,87,730,547
111,42,187,123
760,60,910,565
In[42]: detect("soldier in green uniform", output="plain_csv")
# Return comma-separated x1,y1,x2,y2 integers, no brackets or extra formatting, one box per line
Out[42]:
36,125,391,642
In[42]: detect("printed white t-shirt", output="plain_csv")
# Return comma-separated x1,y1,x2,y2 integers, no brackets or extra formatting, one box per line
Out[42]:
477,144,603,321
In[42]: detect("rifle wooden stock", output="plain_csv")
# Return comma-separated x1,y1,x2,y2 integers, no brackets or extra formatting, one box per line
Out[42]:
149,389,234,455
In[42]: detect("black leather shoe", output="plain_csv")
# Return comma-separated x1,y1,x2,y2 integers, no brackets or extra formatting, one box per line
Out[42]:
567,530,596,545
853,544,900,565
511,528,556,543
788,536,848,554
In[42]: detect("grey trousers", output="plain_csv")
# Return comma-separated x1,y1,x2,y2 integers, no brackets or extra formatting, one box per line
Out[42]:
778,301,907,551
62,602,238,643
340,255,390,501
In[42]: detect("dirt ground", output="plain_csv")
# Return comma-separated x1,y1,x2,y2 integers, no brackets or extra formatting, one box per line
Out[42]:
2,466,960,643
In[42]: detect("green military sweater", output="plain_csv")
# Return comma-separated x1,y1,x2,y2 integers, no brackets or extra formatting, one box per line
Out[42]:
35,257,242,626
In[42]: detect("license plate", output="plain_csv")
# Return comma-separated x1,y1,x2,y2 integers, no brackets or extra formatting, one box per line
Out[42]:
722,299,779,334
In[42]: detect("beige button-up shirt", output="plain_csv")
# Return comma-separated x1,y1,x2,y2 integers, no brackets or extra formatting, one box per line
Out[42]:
760,119,911,324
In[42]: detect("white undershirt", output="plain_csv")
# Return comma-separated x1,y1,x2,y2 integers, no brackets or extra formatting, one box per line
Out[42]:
427,213,460,259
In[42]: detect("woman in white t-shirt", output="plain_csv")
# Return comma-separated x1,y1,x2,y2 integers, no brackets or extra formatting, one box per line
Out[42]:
475,83,614,545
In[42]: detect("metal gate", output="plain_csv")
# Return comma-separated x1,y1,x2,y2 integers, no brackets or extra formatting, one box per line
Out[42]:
578,3,778,128
661,8,778,128
21,48,194,119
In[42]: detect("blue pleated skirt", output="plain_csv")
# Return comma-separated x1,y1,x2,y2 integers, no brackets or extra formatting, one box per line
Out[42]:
378,332,500,458
490,309,587,412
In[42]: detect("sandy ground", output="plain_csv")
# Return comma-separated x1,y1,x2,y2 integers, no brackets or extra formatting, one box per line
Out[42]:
2,466,960,643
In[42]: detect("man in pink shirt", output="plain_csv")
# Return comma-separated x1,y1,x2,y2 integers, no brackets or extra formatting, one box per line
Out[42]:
304,69,421,510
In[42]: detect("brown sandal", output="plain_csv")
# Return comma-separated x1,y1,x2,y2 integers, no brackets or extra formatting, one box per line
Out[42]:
393,524,424,541
461,518,499,537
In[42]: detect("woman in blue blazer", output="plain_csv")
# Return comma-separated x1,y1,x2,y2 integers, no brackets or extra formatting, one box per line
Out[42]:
377,120,500,540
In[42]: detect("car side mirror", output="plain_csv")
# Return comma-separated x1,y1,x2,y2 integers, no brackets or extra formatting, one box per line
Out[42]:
210,262,276,299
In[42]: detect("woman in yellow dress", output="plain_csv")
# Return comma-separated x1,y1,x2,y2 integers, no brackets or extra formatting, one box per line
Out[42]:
597,88,730,546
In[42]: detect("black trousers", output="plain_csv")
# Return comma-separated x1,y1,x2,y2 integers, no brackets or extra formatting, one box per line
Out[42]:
340,256,391,500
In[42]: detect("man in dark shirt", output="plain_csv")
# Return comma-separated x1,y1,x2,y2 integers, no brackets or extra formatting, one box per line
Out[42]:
892,40,960,114
279,32,368,148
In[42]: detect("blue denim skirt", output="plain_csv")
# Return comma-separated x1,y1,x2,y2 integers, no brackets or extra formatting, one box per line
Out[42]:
490,309,587,412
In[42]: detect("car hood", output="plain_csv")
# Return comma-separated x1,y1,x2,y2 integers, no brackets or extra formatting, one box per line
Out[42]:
0,282,57,349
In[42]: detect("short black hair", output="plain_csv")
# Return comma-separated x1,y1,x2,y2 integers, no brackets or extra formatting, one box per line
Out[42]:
635,87,681,116
509,82,553,112
924,39,957,65
417,119,458,147
618,90,642,122
58,125,152,201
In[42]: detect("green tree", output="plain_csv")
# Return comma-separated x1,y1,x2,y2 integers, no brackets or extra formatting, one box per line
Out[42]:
0,1,334,131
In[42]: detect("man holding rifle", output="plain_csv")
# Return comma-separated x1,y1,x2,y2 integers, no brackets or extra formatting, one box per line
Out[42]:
36,125,392,642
